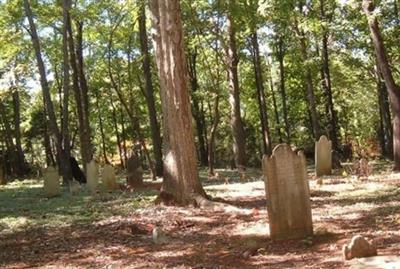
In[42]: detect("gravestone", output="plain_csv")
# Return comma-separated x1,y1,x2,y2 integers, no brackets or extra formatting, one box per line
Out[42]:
126,155,143,187
315,135,332,177
43,166,60,198
86,160,99,193
262,144,313,240
69,180,81,195
102,164,117,191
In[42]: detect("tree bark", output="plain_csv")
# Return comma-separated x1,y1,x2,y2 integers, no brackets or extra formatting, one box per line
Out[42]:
138,3,163,176
363,0,400,170
12,88,29,174
251,31,272,155
150,0,207,205
0,102,20,175
320,0,339,151
226,5,246,170
24,0,72,181
188,49,209,165
208,95,220,176
277,37,290,143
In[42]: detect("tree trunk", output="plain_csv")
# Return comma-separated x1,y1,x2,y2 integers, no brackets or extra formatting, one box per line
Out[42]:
320,0,339,151
0,102,20,175
60,0,73,183
120,107,128,167
251,31,272,155
208,95,220,176
75,21,92,163
188,50,209,166
24,0,72,181
294,18,321,139
363,0,400,170
12,88,29,174
226,6,246,170
150,0,207,205
138,3,163,176
95,91,108,164
277,37,290,143
110,95,124,167
376,63,393,158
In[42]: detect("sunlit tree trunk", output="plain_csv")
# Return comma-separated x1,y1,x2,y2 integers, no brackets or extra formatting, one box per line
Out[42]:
150,0,207,205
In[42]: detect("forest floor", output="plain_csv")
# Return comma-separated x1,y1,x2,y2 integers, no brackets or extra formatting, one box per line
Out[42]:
1,161,400,268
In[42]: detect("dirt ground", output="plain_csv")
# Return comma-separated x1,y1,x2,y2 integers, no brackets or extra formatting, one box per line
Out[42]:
1,165,400,268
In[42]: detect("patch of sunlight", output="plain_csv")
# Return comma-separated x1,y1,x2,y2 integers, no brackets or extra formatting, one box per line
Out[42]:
205,181,265,198
335,182,397,199
229,220,268,236
0,216,31,233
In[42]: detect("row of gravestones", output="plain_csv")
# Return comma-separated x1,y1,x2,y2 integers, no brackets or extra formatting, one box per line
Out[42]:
263,135,332,240
43,161,118,198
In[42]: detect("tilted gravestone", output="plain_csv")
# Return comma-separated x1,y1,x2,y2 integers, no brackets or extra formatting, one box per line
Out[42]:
43,166,60,198
126,155,143,187
86,160,99,193
315,135,332,177
102,164,117,191
262,144,313,240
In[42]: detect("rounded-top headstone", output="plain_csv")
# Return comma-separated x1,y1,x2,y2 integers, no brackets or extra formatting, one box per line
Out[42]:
43,166,60,198
315,135,332,177
86,160,99,193
262,143,313,240
102,164,117,191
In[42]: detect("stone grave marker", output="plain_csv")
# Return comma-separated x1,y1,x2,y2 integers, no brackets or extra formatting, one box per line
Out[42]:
262,144,313,240
102,164,117,191
315,135,332,177
43,166,60,198
126,154,143,187
86,160,99,193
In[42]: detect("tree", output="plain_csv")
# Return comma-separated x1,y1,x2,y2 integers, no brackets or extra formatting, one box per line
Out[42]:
363,0,400,170
150,0,207,204
226,0,247,170
138,1,163,176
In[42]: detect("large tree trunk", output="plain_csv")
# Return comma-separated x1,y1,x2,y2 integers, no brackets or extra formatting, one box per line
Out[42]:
150,0,207,205
363,0,400,170
138,3,163,176
188,50,209,166
251,31,272,155
24,0,72,181
226,4,246,170
277,37,290,143
320,0,339,151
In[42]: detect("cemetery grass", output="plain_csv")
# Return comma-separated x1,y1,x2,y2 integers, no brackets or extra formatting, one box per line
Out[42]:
0,161,399,268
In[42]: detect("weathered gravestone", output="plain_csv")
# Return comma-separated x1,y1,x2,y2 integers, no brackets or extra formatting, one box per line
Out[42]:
86,160,99,193
126,155,143,187
315,135,332,177
262,144,313,240
43,166,60,198
102,164,117,191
